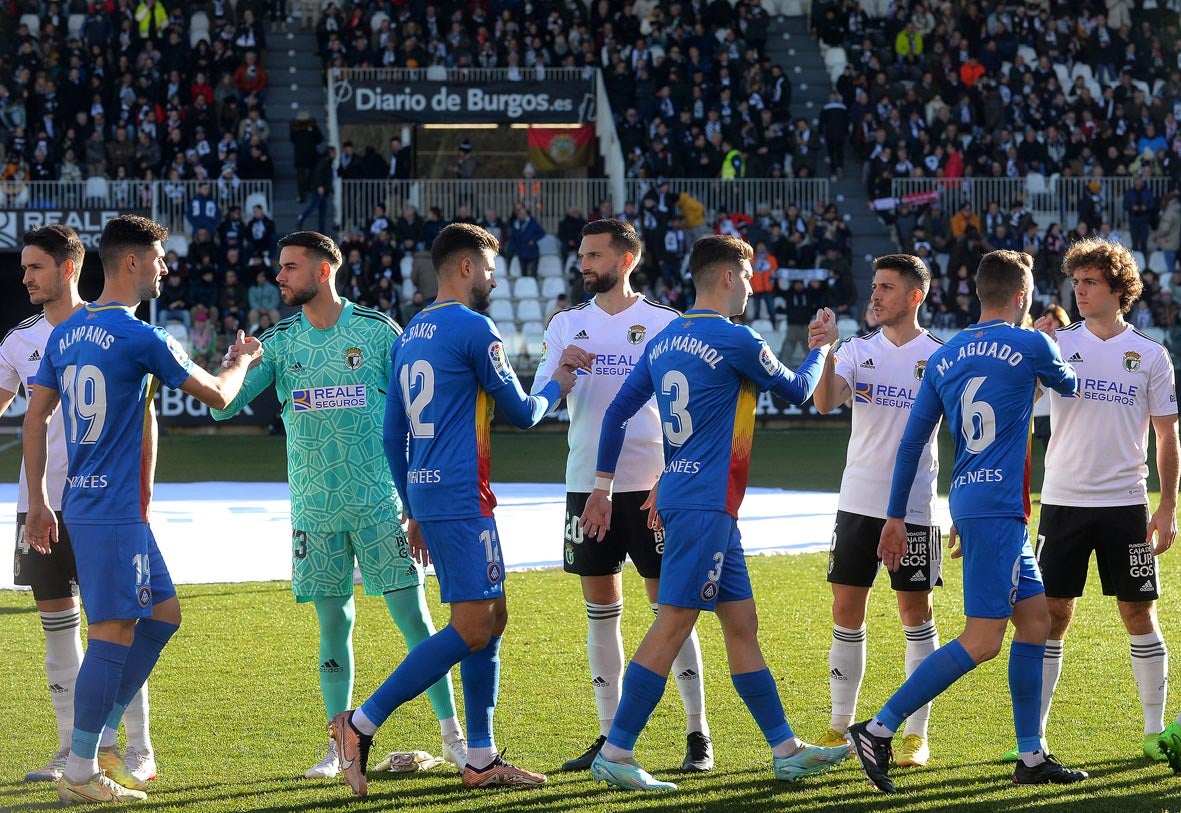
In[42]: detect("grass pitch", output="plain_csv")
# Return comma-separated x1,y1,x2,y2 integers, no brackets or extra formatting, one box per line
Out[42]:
1,428,1180,812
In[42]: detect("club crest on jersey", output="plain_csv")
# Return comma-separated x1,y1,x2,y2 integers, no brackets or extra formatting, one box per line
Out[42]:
759,345,779,375
344,346,363,370
1123,351,1141,372
488,341,510,376
627,324,646,344
701,581,718,601
914,360,927,381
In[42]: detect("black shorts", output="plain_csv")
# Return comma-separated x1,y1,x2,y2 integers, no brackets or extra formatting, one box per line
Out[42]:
827,510,943,591
563,491,664,579
1036,503,1156,602
14,512,79,602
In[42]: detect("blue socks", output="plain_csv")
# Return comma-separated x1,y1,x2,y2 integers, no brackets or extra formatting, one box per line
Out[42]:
460,636,501,749
73,640,129,759
1010,641,1046,753
878,640,976,732
101,619,179,738
384,587,457,722
361,624,470,729
606,662,668,752
733,668,794,748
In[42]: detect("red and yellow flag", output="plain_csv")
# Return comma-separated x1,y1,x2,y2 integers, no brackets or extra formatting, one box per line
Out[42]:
527,126,595,171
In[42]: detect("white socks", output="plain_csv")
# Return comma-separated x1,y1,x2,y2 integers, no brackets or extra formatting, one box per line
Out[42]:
1040,638,1064,740
586,601,624,738
439,715,463,741
655,603,710,737
902,620,939,738
41,608,83,750
829,624,866,732
1131,630,1168,734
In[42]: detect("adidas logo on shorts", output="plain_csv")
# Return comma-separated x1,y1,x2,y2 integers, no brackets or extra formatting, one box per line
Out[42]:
1141,580,1155,592
910,570,926,582
860,358,875,369
1067,352,1084,363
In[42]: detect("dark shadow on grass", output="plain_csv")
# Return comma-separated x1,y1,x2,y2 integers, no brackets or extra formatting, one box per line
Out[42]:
0,604,38,615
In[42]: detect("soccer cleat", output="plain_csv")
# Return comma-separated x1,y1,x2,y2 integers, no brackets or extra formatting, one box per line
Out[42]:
895,734,929,767
25,746,69,782
589,752,676,791
1013,754,1089,784
681,731,714,772
328,710,372,797
443,736,468,772
1160,722,1181,774
461,752,547,788
773,741,851,782
847,721,896,793
560,735,605,772
305,739,339,779
817,727,850,748
124,747,157,784
98,747,148,791
1000,747,1020,762
58,772,148,804
1144,733,1168,762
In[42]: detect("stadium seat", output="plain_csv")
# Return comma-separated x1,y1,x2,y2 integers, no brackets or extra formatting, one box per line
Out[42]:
426,64,448,80
1053,64,1071,87
370,10,388,31
20,13,40,36
823,47,847,73
540,276,566,299
1016,45,1037,66
781,0,804,14
1153,79,1167,98
519,321,546,360
837,317,860,337
1132,250,1147,271
508,256,522,277
751,318,774,336
163,234,189,257
245,192,269,217
766,329,786,352
1025,172,1048,205
537,235,560,255
1149,252,1169,274
513,276,540,299
489,279,511,300
1070,63,1093,83
400,255,413,278
488,299,514,323
1142,327,1166,343
515,298,544,323
538,255,563,278
84,176,109,205
163,322,190,351
494,254,508,277
401,278,415,301
68,13,85,38
1132,79,1151,98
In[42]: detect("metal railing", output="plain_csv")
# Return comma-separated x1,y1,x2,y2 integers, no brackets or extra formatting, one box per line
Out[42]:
625,178,833,220
150,179,274,236
335,66,591,85
891,176,1174,231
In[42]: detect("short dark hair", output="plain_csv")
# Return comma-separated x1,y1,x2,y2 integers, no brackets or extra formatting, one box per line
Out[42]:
580,218,643,260
975,250,1033,308
98,214,168,275
431,223,500,274
23,225,85,277
277,231,343,270
872,253,931,295
688,235,753,286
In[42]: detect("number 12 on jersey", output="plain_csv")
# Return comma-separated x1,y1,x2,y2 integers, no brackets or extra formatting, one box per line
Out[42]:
399,359,435,438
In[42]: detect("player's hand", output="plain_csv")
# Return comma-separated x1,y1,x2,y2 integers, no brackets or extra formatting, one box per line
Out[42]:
1147,504,1177,556
552,364,577,397
1034,313,1059,341
580,489,613,542
407,519,431,566
559,346,594,373
231,330,264,365
640,481,663,532
808,307,838,350
947,524,962,559
24,503,57,555
877,517,907,572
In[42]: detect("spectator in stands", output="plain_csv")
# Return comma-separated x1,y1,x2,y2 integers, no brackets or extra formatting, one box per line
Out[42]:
480,208,507,246
234,51,269,101
751,241,779,328
245,204,277,260
557,206,587,268
248,269,281,327
188,181,221,236
297,144,335,233
1154,190,1180,277
507,202,545,278
1124,175,1157,254
290,110,323,204
159,272,191,328
544,293,569,325
393,204,423,252
421,206,448,248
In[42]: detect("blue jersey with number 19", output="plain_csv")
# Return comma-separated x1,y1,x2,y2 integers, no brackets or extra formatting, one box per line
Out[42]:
385,299,561,522
597,310,825,517
888,320,1076,521
34,303,195,525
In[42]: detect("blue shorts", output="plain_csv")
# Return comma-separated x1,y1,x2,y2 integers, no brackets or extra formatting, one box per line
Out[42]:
419,516,505,604
68,522,177,624
958,517,1044,619
656,509,753,611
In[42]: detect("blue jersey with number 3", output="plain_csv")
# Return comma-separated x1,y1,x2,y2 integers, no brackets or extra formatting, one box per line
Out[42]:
34,303,195,525
888,320,1076,521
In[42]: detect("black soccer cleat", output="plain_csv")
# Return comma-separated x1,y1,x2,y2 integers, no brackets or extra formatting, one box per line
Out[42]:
847,721,896,793
560,735,606,772
1013,754,1089,785
681,731,714,772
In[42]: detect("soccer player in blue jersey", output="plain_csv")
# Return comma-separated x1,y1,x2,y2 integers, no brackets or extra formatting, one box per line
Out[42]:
330,223,576,797
578,235,851,791
22,214,263,805
847,250,1088,793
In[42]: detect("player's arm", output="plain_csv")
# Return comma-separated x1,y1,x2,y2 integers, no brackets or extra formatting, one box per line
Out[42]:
21,383,61,554
879,376,943,571
1032,331,1078,396
179,331,264,410
382,370,412,518
478,325,575,427
1149,414,1178,555
812,336,853,414
210,343,276,420
0,385,16,417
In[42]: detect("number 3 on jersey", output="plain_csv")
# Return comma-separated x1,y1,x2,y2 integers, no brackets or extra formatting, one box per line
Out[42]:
399,359,435,438
661,370,693,446
960,375,996,454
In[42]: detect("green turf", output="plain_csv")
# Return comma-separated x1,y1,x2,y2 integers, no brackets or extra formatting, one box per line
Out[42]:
1,428,1179,811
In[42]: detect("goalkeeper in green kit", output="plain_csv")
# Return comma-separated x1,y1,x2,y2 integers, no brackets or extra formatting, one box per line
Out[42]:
214,232,466,777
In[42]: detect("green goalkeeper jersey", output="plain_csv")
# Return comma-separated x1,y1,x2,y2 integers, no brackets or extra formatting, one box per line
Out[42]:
212,300,402,532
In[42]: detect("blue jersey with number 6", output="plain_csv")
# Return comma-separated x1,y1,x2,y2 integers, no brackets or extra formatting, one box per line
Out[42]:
888,320,1076,521
34,303,195,525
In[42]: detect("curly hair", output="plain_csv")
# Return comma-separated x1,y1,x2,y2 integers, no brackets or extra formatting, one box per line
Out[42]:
1061,237,1142,314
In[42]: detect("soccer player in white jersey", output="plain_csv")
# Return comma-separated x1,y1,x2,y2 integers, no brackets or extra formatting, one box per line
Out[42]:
2,226,154,785
532,219,714,773
810,254,944,767
1030,237,1179,763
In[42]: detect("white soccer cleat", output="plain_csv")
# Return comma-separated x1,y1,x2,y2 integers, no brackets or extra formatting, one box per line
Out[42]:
124,747,157,783
443,736,468,772
25,746,70,782
305,739,339,779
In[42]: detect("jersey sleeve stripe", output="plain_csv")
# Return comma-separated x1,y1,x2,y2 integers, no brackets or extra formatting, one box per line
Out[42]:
1,313,44,344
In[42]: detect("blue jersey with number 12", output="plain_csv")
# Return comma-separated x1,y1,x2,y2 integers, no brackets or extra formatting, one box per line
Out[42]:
888,320,1076,521
34,303,195,525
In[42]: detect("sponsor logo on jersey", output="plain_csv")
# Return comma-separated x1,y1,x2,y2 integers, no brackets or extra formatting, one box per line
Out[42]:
1123,350,1141,372
67,474,109,488
539,340,547,366
291,384,367,411
573,329,589,340
1075,377,1139,404
488,341,510,377
913,359,926,381
627,324,646,344
1067,352,1084,363
860,357,876,369
759,344,779,375
344,346,363,370
854,382,872,404
27,349,40,362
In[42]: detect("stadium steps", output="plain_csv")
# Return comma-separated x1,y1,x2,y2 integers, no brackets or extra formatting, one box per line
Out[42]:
765,15,890,300
266,30,328,233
